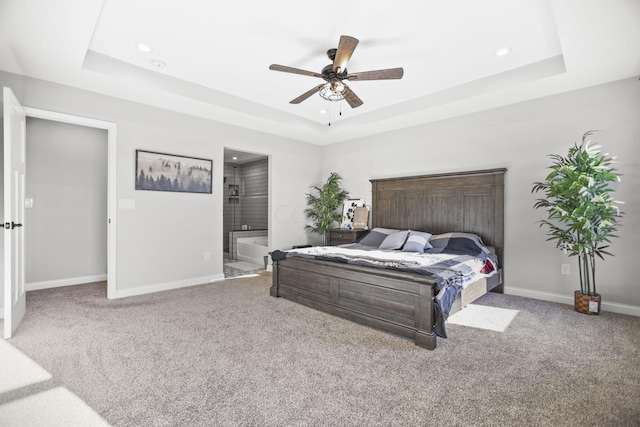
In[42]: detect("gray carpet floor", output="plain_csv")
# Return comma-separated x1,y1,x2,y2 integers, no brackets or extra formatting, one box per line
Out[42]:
3,273,639,426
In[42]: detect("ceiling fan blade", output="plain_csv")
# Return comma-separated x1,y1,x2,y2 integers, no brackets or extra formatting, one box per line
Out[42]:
269,64,323,79
290,84,325,104
341,83,363,108
333,35,359,73
347,67,404,81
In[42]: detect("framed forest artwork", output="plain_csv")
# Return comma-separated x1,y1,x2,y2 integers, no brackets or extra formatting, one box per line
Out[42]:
135,150,212,194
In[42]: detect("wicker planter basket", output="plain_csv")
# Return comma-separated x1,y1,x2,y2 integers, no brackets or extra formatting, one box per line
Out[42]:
574,291,601,315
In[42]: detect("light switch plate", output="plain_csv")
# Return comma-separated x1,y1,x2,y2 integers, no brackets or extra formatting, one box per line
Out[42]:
25,198,34,208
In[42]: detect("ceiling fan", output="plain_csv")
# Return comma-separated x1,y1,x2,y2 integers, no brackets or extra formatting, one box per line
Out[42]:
269,35,404,108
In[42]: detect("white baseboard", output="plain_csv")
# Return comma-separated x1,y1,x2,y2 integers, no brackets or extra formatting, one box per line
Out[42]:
111,274,226,299
26,274,108,292
504,286,640,317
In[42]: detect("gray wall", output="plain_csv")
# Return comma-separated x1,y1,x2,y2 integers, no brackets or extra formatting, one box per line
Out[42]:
25,118,108,287
2,69,638,315
322,77,640,313
0,70,321,301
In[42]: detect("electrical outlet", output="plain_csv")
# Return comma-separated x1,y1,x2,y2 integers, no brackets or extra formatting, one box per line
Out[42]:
561,264,571,275
204,251,211,261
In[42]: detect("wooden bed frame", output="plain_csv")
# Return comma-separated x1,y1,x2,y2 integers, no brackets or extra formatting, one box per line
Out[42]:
270,169,506,349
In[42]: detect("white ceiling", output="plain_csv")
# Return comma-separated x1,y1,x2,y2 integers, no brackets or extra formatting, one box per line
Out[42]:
1,0,638,145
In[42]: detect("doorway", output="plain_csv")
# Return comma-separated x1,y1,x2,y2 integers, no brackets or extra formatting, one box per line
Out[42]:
25,118,107,291
22,107,117,298
2,93,117,337
222,148,269,278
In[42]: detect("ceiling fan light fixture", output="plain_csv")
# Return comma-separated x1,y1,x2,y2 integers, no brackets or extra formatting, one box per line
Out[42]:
331,80,345,92
319,82,345,102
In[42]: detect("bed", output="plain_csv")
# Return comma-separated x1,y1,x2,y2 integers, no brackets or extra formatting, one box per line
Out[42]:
270,168,505,349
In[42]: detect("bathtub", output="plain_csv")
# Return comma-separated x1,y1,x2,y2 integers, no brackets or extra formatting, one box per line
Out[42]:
236,236,269,267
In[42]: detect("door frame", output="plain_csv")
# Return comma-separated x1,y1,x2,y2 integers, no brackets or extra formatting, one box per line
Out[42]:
23,107,117,298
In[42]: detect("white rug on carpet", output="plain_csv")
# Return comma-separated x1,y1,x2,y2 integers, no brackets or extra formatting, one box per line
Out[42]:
226,261,263,271
447,304,519,332
0,339,51,393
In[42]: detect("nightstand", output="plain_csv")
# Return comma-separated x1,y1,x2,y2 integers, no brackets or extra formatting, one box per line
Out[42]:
328,228,368,246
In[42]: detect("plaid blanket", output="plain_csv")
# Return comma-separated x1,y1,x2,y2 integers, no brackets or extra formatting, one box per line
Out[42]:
272,244,497,338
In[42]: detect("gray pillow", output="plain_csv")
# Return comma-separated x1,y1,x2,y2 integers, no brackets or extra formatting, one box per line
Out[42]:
427,232,487,256
378,230,410,250
401,231,433,253
357,228,399,247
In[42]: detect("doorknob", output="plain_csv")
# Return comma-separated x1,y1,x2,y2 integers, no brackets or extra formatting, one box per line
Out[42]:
1,222,23,229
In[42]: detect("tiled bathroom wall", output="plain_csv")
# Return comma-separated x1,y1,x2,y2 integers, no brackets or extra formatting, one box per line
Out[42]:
223,158,268,253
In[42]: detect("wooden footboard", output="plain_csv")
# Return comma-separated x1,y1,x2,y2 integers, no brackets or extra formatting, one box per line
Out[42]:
270,257,439,349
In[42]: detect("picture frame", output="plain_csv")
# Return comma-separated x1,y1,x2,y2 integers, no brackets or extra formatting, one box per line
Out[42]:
135,150,212,194
342,198,366,229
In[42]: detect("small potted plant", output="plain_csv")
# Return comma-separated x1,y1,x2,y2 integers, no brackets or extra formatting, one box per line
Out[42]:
304,172,349,246
532,131,624,314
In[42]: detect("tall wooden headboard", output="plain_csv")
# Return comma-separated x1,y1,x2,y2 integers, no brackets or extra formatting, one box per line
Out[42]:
370,168,506,264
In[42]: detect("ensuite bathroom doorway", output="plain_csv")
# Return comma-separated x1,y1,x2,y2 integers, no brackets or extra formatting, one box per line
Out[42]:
222,148,269,278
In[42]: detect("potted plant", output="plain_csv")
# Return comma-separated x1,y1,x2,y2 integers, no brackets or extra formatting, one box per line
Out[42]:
532,131,624,314
305,172,349,246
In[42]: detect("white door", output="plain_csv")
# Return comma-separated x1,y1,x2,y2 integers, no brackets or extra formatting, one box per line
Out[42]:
3,87,27,339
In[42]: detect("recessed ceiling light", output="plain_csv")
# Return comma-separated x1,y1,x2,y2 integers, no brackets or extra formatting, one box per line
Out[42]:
150,59,166,69
232,156,238,160
319,109,328,114
136,42,153,53
495,47,511,57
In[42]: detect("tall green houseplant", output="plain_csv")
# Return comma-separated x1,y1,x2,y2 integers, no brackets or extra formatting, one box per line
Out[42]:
305,172,349,246
532,131,624,313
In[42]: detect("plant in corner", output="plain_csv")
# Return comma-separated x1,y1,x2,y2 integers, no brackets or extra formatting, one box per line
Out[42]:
305,172,349,246
532,131,624,315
